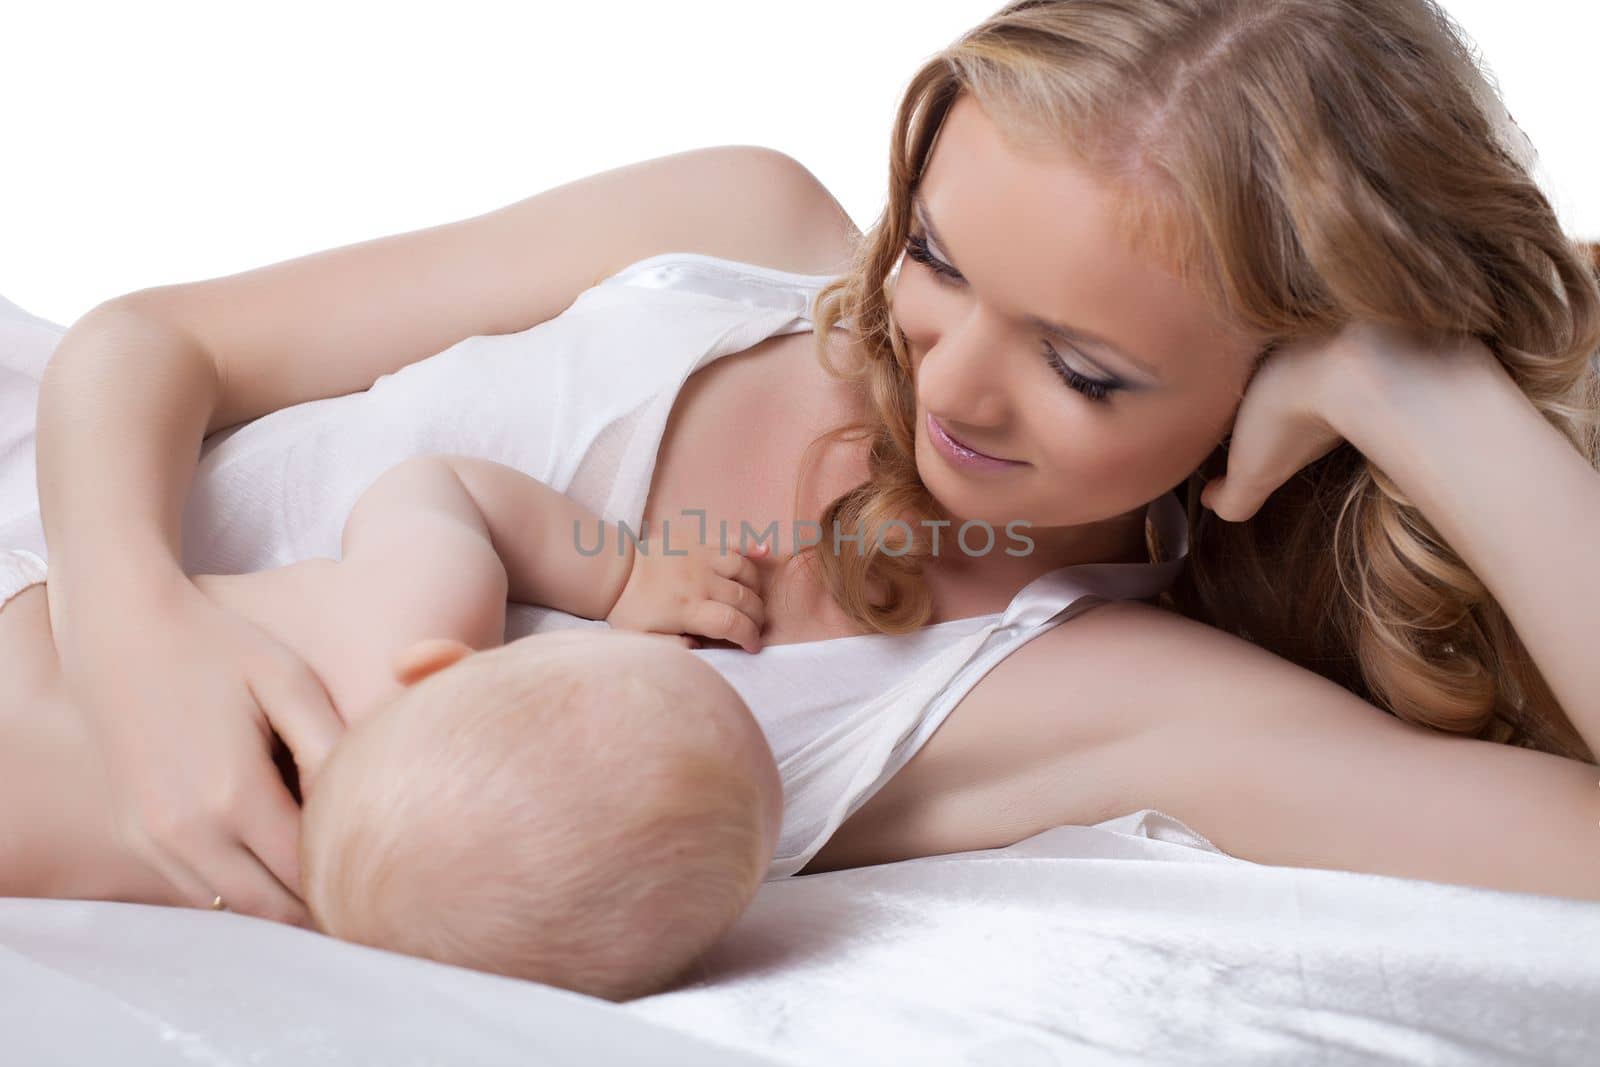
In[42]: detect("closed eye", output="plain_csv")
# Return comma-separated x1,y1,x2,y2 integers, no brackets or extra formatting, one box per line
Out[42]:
902,231,1123,405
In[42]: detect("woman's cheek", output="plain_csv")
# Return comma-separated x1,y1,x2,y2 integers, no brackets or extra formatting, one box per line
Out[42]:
1128,426,1226,496
1034,423,1170,509
1041,423,1132,485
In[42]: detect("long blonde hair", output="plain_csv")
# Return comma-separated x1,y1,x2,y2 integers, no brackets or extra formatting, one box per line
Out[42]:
795,0,1600,760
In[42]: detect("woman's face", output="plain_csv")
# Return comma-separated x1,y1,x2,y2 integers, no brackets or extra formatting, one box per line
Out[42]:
893,92,1268,553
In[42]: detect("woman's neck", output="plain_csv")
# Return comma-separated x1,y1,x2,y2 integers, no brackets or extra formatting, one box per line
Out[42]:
916,505,1150,623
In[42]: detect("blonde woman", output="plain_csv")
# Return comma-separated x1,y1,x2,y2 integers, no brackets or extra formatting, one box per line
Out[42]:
3,0,1598,926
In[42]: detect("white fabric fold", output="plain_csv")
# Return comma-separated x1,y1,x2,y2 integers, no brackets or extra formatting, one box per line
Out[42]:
768,489,1191,878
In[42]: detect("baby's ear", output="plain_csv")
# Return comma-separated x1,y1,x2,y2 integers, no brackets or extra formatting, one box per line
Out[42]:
392,637,475,687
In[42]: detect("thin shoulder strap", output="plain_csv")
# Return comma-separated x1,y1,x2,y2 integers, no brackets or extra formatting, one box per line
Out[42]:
994,490,1190,634
768,491,1191,878
599,251,840,323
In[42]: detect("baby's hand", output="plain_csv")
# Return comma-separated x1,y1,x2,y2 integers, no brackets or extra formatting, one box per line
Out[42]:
604,537,770,653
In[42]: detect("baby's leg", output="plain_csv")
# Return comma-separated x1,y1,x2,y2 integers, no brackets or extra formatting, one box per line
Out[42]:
193,456,511,729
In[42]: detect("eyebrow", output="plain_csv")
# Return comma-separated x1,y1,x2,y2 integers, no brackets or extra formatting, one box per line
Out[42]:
910,192,1163,384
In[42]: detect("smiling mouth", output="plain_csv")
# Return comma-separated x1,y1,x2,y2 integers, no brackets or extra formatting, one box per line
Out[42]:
929,414,1021,463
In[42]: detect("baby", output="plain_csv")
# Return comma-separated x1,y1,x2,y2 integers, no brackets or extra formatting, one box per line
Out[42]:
186,452,782,1002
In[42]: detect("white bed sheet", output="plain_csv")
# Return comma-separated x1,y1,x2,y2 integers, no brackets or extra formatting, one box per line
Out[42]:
4,809,1596,1066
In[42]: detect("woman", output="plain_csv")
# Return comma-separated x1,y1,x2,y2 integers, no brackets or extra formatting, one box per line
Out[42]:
6,0,1599,925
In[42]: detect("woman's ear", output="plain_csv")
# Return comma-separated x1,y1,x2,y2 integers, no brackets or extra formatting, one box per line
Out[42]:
391,637,475,687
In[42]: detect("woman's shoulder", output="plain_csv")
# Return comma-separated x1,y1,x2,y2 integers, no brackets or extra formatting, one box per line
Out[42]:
684,148,861,278
973,598,1600,901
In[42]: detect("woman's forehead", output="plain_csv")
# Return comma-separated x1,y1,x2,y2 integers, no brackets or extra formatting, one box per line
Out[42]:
921,96,1270,377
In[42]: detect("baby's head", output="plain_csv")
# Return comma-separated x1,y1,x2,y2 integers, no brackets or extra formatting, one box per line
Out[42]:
299,627,782,1002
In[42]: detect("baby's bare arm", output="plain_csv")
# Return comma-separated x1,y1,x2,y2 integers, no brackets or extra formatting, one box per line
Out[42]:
200,455,629,727
346,455,637,620
195,458,515,727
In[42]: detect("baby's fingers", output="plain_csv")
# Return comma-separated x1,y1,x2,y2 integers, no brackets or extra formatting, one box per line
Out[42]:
642,632,700,651
711,541,769,590
687,597,765,654
713,574,766,633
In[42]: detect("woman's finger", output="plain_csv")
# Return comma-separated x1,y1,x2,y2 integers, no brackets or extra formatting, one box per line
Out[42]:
250,658,345,797
1210,417,1344,521
108,804,217,912
195,832,313,928
235,759,315,908
125,783,311,925
225,663,340,904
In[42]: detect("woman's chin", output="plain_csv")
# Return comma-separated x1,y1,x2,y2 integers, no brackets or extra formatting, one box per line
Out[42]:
916,462,1003,529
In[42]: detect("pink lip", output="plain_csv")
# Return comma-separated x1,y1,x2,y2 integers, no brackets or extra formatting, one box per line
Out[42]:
926,412,1026,470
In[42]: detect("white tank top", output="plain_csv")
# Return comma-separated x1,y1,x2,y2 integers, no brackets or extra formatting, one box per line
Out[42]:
0,255,1189,882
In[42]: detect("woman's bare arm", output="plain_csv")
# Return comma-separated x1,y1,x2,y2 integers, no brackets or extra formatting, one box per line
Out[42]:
1326,339,1600,755
37,144,847,628
36,305,222,630
123,145,857,436
33,304,350,922
1028,601,1600,902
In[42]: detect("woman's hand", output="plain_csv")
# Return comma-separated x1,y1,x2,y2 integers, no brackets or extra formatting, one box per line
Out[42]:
1198,320,1497,523
604,537,771,653
51,575,344,926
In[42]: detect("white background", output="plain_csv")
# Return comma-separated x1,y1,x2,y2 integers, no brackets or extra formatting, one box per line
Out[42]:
4,0,1595,326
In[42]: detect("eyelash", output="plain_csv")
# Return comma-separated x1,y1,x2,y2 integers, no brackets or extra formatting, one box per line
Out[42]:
902,232,1120,404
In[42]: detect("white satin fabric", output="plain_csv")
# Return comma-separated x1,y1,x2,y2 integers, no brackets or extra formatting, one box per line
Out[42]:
0,291,61,612
5,810,1596,1065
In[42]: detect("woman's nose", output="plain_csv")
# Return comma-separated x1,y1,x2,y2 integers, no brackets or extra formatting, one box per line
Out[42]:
916,311,1014,424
